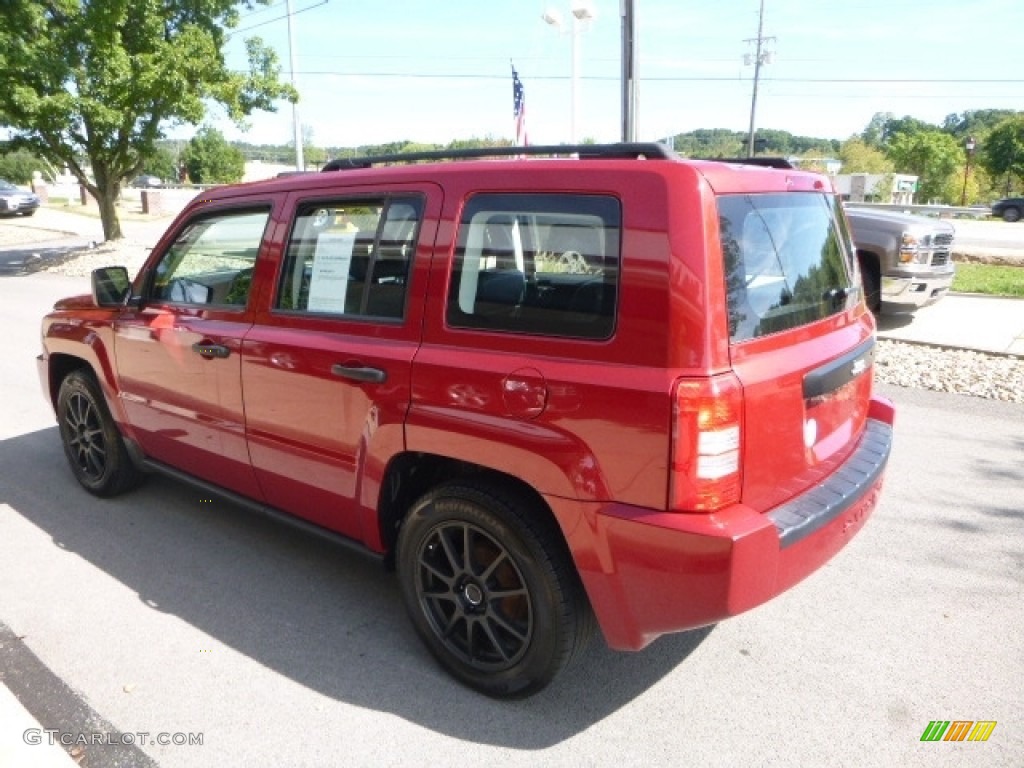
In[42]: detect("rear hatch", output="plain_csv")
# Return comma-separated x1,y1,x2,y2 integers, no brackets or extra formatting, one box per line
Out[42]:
717,191,875,513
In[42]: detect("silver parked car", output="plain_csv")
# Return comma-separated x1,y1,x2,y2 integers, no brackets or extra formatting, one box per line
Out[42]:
0,179,40,217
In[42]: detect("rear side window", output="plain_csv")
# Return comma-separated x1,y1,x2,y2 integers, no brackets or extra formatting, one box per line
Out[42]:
277,197,423,320
447,193,620,339
718,193,857,342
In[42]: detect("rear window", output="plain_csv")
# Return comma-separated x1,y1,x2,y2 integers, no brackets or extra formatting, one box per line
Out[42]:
718,193,857,342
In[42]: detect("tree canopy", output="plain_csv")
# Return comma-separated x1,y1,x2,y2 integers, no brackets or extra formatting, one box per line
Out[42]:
0,1,296,239
885,130,963,203
838,138,893,174
978,116,1024,194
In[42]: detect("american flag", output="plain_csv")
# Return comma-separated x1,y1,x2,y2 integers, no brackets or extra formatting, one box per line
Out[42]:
512,65,528,147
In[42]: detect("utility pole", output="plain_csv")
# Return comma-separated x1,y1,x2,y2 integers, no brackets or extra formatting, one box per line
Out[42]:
745,0,774,157
621,0,636,142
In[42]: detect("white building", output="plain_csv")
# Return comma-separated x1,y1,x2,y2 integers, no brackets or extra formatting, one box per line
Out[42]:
832,173,918,205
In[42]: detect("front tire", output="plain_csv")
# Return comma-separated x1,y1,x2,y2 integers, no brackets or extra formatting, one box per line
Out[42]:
858,254,881,313
57,371,141,496
397,482,593,698
1002,206,1021,223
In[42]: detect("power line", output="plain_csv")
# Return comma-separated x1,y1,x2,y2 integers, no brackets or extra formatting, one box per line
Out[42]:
232,0,328,34
236,1,285,20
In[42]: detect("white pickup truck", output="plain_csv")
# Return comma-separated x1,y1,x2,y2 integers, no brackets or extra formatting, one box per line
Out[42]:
845,207,956,314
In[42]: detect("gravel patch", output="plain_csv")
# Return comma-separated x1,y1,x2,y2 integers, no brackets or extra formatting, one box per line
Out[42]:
44,239,152,277
875,339,1022,403
41,240,1023,404
0,221,76,246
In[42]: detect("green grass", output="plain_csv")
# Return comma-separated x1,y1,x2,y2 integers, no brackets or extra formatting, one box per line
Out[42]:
953,263,1024,297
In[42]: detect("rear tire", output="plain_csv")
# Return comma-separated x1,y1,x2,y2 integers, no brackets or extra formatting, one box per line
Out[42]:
1002,207,1021,223
397,481,593,698
57,371,141,497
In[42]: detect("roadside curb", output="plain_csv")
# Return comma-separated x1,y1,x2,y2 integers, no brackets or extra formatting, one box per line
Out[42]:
877,336,1021,359
952,250,1024,266
948,290,1024,300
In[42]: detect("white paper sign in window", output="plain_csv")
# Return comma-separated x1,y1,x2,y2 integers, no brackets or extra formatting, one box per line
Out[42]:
307,231,356,313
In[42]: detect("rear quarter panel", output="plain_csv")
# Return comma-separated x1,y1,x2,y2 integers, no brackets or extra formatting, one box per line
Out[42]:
407,162,725,514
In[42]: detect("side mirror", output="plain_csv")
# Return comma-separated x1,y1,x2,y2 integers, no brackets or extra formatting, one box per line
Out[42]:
91,266,132,307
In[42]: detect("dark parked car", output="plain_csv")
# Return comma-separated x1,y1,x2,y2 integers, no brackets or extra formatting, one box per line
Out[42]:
0,179,40,216
38,144,893,697
991,197,1024,222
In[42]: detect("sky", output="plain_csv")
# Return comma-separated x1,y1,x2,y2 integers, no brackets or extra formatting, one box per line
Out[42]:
184,0,1023,151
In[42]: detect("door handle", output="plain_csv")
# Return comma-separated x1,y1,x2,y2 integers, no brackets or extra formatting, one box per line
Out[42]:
192,342,231,359
331,364,387,384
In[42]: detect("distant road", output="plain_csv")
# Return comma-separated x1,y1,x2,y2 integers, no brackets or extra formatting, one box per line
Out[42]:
951,219,1024,259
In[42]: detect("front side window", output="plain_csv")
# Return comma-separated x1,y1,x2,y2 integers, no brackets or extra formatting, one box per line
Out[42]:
152,209,270,307
277,197,423,320
447,193,620,339
719,193,857,342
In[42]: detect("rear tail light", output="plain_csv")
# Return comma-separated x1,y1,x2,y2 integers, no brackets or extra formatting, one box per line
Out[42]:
670,373,744,512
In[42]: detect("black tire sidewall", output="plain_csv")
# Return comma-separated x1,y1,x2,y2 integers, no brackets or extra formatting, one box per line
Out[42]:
397,486,569,698
56,371,135,496
859,256,881,313
1003,207,1021,222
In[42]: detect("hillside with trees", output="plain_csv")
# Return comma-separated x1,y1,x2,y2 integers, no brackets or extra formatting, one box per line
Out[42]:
5,108,1023,208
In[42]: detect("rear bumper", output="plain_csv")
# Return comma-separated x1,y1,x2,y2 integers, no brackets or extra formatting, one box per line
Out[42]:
576,396,894,651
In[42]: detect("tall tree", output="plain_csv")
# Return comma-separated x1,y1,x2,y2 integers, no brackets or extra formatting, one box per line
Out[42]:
880,115,934,145
0,1,296,240
838,137,894,174
860,112,894,148
941,109,1019,140
182,126,245,183
978,116,1024,195
885,130,962,203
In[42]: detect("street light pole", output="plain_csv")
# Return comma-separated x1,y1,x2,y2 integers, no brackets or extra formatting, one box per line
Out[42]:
571,12,581,143
621,0,636,142
961,136,976,206
544,2,595,144
286,0,304,172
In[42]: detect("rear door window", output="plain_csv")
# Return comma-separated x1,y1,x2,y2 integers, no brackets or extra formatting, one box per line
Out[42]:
276,197,423,320
447,193,620,339
718,193,857,342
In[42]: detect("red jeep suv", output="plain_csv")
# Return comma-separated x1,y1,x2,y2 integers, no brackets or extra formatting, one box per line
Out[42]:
38,144,893,697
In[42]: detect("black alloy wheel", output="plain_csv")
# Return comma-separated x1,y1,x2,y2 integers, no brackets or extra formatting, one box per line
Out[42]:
57,371,141,496
417,519,534,670
397,482,593,698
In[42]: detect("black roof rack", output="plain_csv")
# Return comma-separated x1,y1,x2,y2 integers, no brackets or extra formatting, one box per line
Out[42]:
321,142,677,172
706,157,795,169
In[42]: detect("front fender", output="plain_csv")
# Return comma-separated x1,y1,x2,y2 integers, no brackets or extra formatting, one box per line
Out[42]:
40,308,133,434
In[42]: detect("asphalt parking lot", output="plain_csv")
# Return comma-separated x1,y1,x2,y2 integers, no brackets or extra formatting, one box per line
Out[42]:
0,268,1021,767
